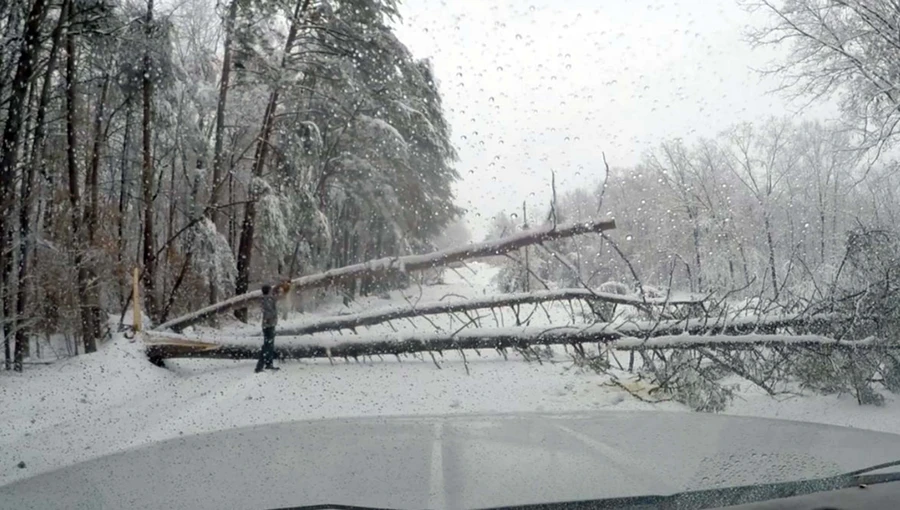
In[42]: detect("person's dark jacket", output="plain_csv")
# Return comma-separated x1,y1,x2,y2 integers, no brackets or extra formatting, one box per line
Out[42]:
261,294,278,328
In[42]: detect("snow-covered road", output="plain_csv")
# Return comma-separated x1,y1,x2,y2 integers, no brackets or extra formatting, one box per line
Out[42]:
3,262,900,487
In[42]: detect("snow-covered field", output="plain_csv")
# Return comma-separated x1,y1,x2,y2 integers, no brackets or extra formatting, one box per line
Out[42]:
3,262,900,487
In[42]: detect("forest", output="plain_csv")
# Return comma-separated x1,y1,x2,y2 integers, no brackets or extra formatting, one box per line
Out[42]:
4,0,900,414
0,0,460,370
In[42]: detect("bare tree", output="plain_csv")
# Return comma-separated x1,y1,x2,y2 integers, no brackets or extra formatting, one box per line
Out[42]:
749,0,900,153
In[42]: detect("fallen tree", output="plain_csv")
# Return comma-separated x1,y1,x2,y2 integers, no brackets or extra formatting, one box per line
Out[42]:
155,218,617,332
145,311,855,361
612,334,878,350
259,287,706,337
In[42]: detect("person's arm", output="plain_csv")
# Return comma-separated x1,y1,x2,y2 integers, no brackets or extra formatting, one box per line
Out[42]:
274,280,292,297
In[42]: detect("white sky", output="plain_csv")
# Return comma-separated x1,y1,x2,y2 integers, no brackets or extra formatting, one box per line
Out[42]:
393,0,838,239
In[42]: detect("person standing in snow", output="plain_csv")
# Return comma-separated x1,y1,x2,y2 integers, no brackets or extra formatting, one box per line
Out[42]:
255,280,291,373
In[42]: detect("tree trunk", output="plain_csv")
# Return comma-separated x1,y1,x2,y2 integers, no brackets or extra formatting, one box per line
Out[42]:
764,213,779,299
13,0,67,370
9,81,39,370
117,103,133,304
208,0,238,307
65,26,100,353
0,0,49,369
86,76,109,247
141,0,158,322
210,0,237,228
234,0,309,321
145,314,859,362
228,168,235,249
84,74,110,345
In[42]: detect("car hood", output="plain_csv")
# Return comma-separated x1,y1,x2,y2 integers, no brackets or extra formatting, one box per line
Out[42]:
4,410,900,509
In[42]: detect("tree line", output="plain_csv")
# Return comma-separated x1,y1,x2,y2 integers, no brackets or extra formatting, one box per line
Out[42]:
491,0,900,305
0,0,460,370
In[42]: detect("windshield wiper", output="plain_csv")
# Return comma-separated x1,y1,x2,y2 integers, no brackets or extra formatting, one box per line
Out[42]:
268,460,900,510
271,505,399,510
479,459,900,510
841,458,900,477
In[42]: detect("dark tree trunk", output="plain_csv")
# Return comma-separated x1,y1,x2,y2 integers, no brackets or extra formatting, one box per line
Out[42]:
65,26,100,353
211,0,237,228
86,76,109,246
117,104,133,303
764,213,779,300
228,168,235,250
83,74,110,346
141,0,158,322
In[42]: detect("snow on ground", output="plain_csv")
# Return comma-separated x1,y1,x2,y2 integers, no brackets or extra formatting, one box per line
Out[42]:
4,261,900,487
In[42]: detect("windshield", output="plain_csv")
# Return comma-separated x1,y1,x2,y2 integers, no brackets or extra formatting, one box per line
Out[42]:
3,0,900,507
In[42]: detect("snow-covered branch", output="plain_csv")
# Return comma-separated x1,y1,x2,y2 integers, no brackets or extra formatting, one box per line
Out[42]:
145,311,858,361
155,218,617,332
266,287,705,337
612,334,878,350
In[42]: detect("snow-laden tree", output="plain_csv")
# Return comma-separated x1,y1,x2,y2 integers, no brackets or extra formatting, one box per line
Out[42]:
541,119,873,302
0,0,462,365
749,0,900,152
232,0,460,301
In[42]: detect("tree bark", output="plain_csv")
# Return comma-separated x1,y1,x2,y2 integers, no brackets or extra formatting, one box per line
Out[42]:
141,0,159,322
157,218,617,331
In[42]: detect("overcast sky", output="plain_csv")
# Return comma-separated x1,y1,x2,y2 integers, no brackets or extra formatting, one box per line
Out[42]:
393,0,838,239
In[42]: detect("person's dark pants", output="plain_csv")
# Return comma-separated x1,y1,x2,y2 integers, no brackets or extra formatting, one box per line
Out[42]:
255,326,276,371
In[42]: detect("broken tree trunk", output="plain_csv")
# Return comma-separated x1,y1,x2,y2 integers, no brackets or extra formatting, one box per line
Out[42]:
156,218,617,332
146,311,854,361
262,287,705,337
